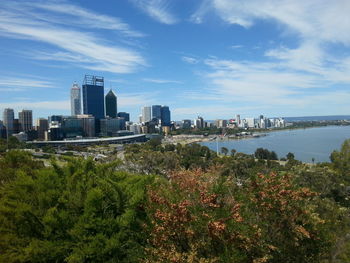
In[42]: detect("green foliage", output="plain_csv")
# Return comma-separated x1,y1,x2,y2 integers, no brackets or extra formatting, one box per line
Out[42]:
330,139,350,177
0,157,154,262
0,150,44,186
2,139,350,262
255,148,278,160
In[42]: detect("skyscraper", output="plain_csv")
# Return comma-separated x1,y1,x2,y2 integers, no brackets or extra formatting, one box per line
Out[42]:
117,112,130,122
3,108,14,136
36,118,48,140
152,105,162,122
105,89,117,118
82,75,105,119
141,106,151,123
70,82,81,116
160,106,171,126
19,110,33,132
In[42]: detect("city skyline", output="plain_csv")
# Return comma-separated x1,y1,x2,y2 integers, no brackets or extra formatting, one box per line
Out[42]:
1,0,350,121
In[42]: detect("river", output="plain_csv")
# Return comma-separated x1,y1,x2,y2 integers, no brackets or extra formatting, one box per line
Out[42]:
200,126,350,163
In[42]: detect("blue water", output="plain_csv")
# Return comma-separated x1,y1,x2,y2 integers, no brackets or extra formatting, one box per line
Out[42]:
201,126,350,163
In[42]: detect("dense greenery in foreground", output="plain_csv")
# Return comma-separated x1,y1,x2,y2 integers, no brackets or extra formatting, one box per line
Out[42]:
1,139,350,262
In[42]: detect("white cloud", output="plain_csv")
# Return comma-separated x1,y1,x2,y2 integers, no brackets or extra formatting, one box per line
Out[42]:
129,0,178,24
0,100,70,111
0,77,54,88
0,2,146,74
3,1,143,37
230,45,243,49
182,56,199,64
188,0,350,116
118,93,155,107
142,78,183,84
193,0,350,45
28,2,144,37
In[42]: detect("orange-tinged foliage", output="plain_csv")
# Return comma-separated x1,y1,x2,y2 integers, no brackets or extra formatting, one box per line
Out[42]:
145,169,331,262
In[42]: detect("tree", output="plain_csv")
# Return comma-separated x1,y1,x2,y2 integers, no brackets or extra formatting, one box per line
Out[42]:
230,149,236,157
330,139,350,177
286,152,295,160
221,146,228,156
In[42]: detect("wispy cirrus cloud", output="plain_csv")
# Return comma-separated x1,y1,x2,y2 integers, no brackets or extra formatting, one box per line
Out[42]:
5,1,144,37
181,56,199,64
0,100,70,111
129,0,178,24
0,77,54,89
0,1,146,74
143,78,183,84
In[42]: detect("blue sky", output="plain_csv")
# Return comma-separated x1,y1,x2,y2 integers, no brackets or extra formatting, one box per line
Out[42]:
1,0,350,122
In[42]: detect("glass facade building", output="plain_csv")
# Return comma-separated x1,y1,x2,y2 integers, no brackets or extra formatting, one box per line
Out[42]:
152,105,162,123
82,75,105,119
105,90,117,118
161,106,171,126
117,112,130,122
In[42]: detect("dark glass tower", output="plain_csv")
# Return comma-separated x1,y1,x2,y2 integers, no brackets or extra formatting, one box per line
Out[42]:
161,106,171,126
82,75,105,119
105,90,117,118
152,105,162,121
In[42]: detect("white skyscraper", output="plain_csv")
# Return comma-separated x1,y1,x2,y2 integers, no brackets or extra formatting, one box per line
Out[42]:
141,106,151,123
70,82,81,116
3,108,14,136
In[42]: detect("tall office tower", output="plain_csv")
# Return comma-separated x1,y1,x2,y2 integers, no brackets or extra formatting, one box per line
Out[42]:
152,105,162,122
105,89,117,118
141,106,151,123
36,118,48,140
13,119,20,134
82,75,105,119
70,82,81,116
160,106,171,126
3,108,14,136
195,116,204,129
117,112,130,122
19,110,33,132
236,114,241,126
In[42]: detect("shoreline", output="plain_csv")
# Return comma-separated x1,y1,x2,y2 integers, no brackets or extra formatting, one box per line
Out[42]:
164,125,350,146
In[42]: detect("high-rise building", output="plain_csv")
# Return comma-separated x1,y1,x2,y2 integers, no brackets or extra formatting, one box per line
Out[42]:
181,119,192,129
19,110,33,132
141,106,152,123
77,114,95,137
36,118,48,140
236,114,241,126
152,105,162,122
195,116,204,129
3,108,14,136
70,82,81,116
160,106,171,126
99,118,120,137
117,112,130,122
13,119,20,134
82,75,105,119
105,89,117,118
61,116,83,138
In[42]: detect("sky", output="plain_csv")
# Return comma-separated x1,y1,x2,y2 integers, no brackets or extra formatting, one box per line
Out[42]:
1,0,350,122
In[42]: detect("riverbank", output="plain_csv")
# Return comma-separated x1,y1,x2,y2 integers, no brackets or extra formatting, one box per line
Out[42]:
200,125,350,163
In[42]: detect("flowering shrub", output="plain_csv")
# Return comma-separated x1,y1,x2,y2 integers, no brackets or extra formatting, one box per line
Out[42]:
145,170,333,262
